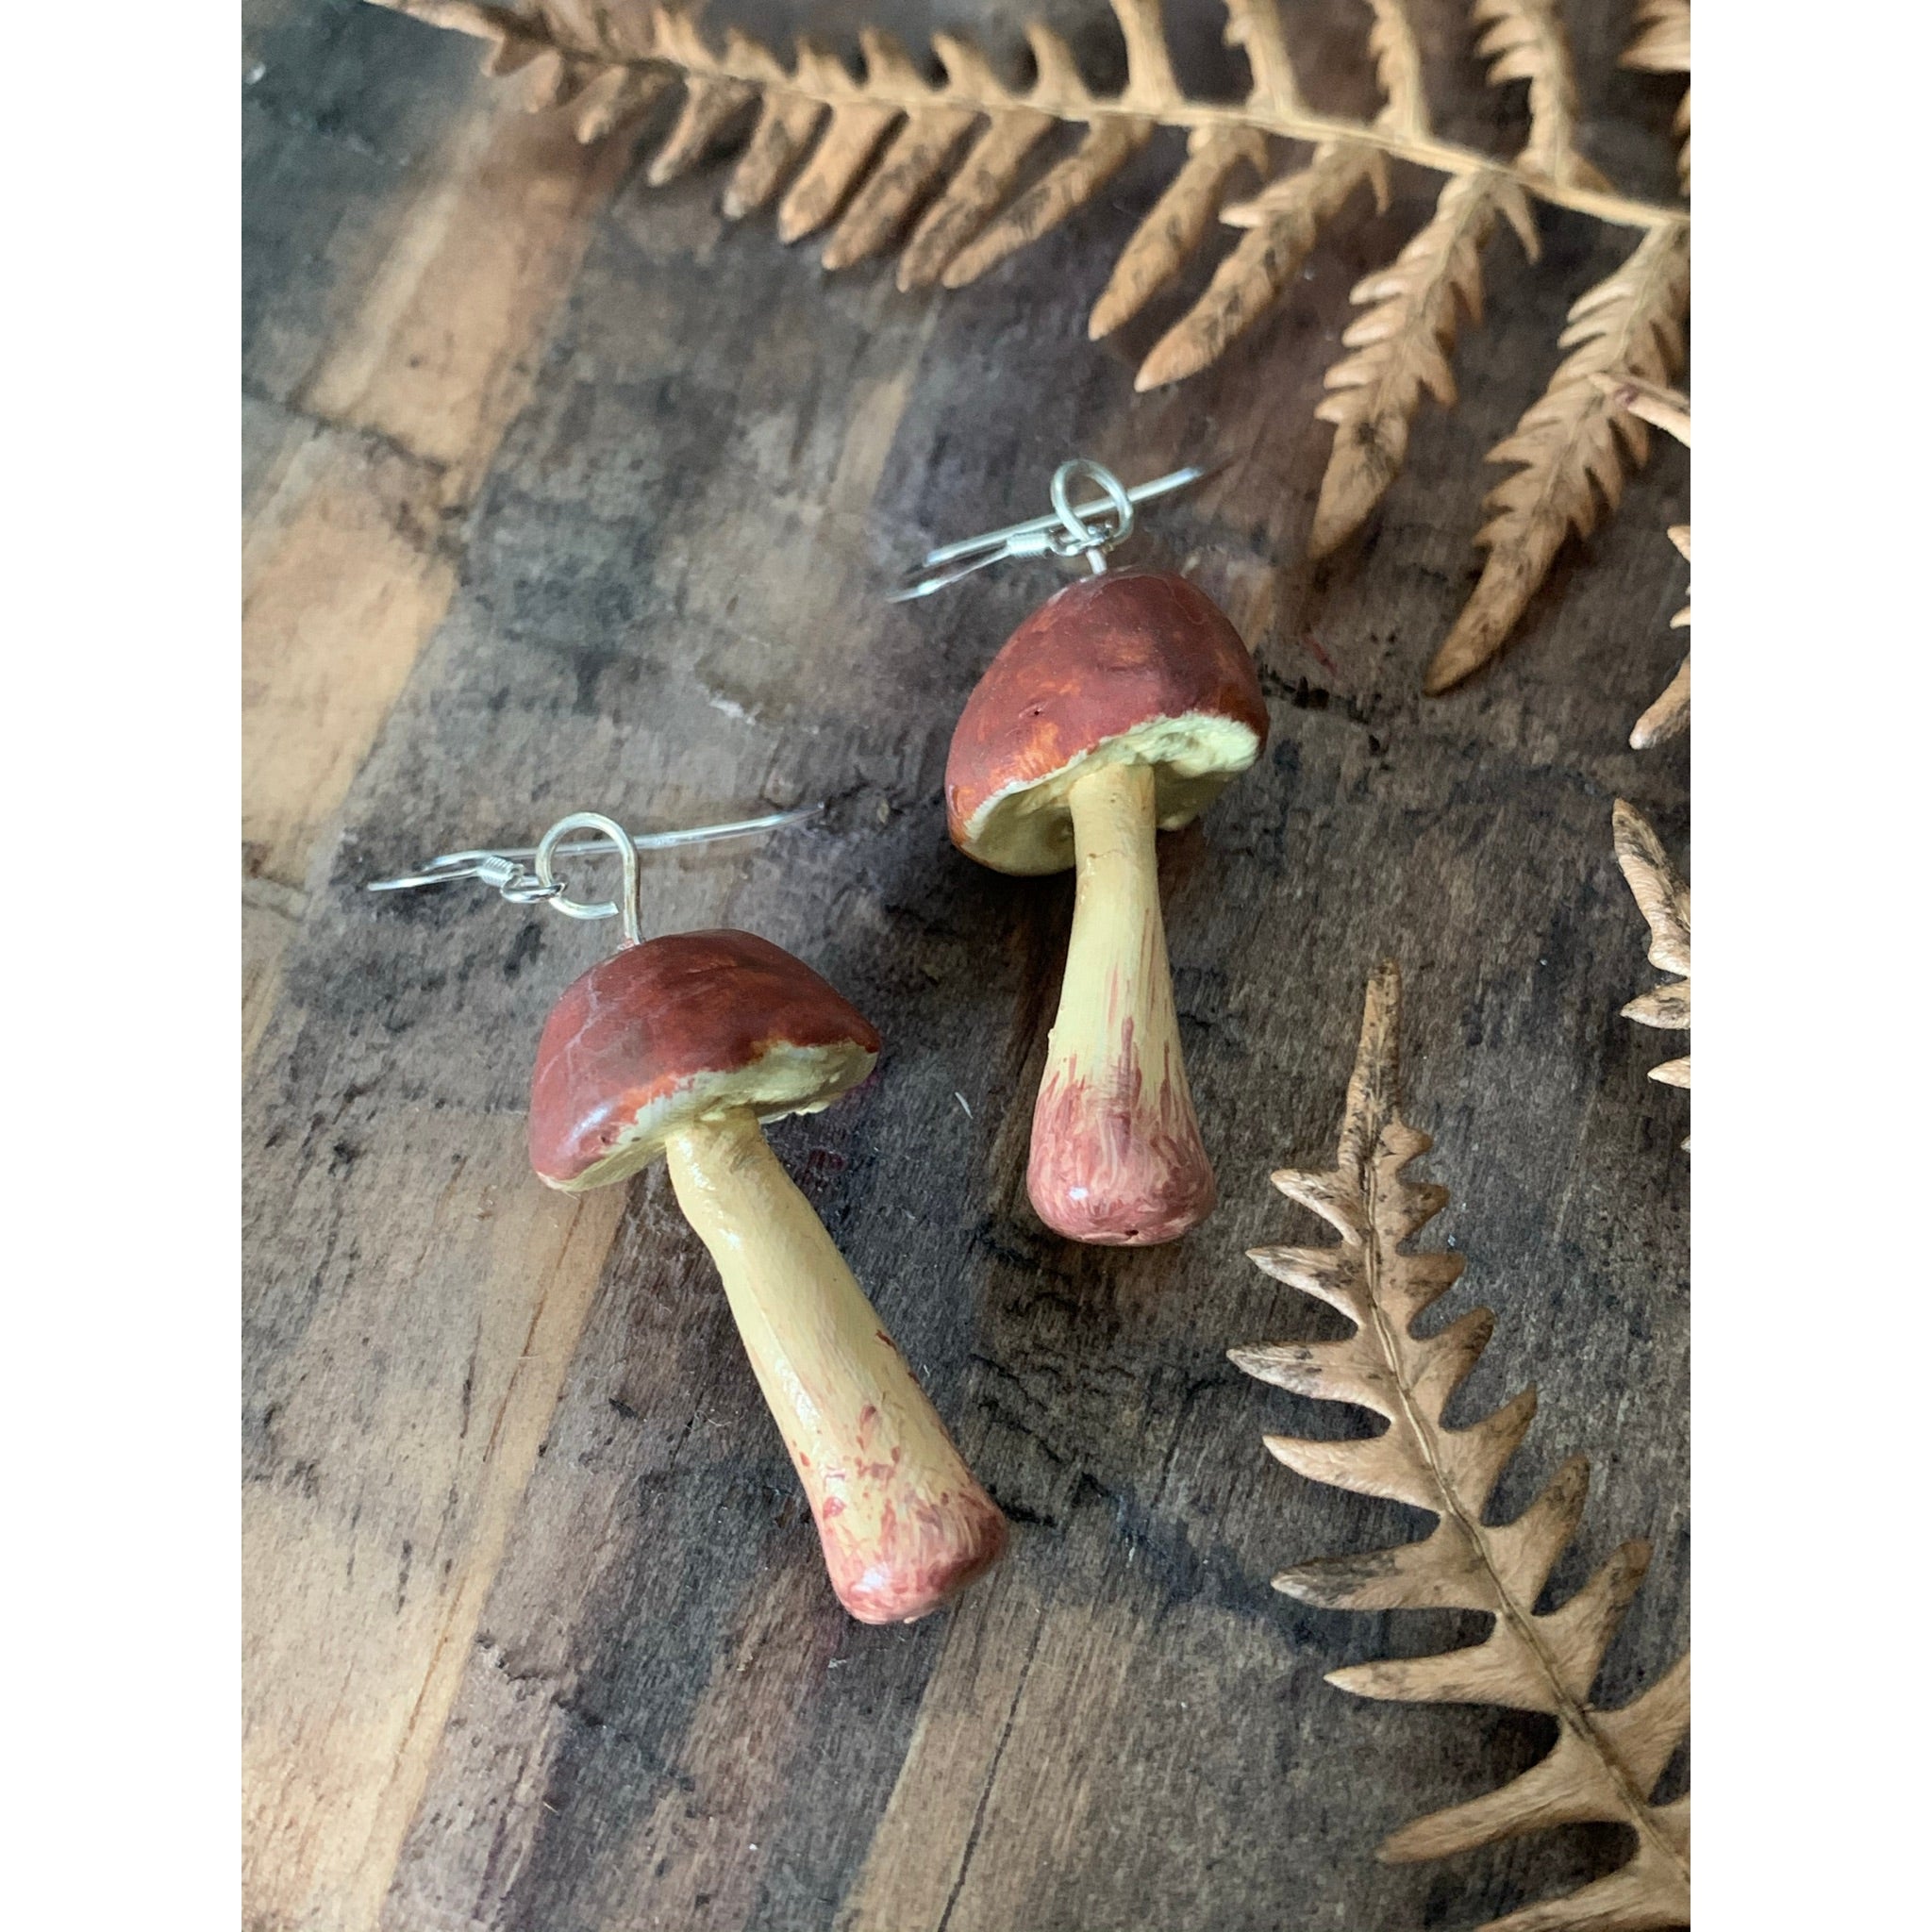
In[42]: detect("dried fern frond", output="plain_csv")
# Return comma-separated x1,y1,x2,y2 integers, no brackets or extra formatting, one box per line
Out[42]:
1128,0,1425,389
1309,169,1536,555
1471,0,1608,191
1622,0,1690,74
372,0,1690,692
1425,224,1690,693
1613,803,1690,1118
1594,378,1690,746
1232,960,1690,1932
1621,0,1690,193
1596,372,1690,447
1628,523,1690,746
371,1,1685,341
1309,0,1612,557
1147,139,1390,390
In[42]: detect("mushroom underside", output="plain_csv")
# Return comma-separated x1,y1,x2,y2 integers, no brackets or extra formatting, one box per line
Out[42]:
540,1039,876,1193
958,710,1262,875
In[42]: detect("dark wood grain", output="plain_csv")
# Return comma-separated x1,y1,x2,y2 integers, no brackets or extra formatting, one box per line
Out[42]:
243,5,1690,1929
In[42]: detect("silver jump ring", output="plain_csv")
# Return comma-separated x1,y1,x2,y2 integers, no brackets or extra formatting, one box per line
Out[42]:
535,811,643,946
1048,458,1135,572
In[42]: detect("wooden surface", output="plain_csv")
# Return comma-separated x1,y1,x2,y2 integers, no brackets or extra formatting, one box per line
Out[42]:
242,4,1690,1928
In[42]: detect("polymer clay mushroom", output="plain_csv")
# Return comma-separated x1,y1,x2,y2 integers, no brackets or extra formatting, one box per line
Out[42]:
942,528,1268,1245
373,810,1005,1624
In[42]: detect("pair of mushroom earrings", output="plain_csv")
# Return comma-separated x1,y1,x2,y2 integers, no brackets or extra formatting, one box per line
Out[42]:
370,458,1269,1625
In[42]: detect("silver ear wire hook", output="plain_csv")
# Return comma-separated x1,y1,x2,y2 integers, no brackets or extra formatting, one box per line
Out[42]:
535,810,644,945
889,460,1213,602
1049,458,1135,575
366,804,822,946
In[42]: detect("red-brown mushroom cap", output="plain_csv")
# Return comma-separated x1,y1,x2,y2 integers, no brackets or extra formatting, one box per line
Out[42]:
528,929,879,1191
944,570,1270,875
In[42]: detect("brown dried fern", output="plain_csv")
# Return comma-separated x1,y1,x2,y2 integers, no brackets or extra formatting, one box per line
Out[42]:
1471,0,1609,192
1424,224,1690,691
1232,960,1689,1931
1612,801,1690,1122
373,0,1690,693
1627,522,1690,745
1308,0,1622,558
1622,0,1690,193
1310,167,1538,557
1597,377,1690,746
1599,372,1689,450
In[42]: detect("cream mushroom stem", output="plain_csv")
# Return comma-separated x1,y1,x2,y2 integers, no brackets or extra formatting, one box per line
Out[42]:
663,1108,1006,1623
1027,760,1217,1245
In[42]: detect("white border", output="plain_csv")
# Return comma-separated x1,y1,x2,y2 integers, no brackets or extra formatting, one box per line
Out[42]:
8,3,238,1923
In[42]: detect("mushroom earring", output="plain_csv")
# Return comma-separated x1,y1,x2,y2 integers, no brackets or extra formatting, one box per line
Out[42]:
368,808,1007,1623
895,461,1269,1247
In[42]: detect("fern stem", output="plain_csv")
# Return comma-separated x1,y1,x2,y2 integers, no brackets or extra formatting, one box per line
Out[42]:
1357,1141,1690,1888
375,0,1689,234
1160,109,1679,231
